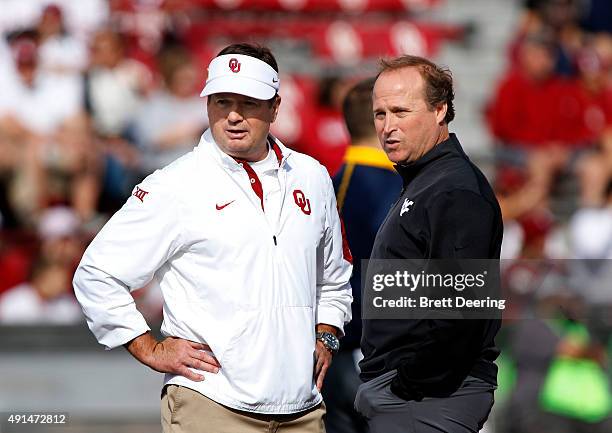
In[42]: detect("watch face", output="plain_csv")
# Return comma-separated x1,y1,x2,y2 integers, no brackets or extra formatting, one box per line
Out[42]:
322,333,340,351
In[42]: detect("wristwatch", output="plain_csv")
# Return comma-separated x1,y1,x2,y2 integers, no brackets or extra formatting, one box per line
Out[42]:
316,331,340,355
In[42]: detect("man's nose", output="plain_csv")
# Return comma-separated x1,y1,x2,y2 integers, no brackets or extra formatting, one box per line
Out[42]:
382,114,396,135
227,108,244,123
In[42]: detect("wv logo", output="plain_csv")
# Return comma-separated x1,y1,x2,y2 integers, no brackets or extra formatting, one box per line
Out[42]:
400,198,414,216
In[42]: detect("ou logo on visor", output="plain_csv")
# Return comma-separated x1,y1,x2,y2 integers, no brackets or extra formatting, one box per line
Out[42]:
229,58,241,73
293,190,311,215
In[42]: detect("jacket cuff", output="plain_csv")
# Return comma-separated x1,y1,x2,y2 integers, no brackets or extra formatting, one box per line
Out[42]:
95,321,151,350
316,305,346,337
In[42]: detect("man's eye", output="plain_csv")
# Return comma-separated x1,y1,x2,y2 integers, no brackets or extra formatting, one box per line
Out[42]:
374,112,385,119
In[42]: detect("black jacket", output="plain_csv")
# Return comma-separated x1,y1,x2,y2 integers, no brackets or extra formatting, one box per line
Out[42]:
359,133,503,401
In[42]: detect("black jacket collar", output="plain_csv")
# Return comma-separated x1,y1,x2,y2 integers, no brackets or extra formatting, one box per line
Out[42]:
394,133,465,184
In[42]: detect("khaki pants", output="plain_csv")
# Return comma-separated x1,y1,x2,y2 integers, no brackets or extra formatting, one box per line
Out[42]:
161,385,326,433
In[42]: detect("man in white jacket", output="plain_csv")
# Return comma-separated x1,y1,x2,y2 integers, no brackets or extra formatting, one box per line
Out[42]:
73,43,353,433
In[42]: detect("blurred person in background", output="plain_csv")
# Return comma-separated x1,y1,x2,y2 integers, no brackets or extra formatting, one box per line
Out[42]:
269,75,316,155
84,28,151,206
499,180,611,433
561,34,612,207
85,28,151,138
132,45,208,175
301,76,353,176
0,254,82,325
37,206,85,268
324,78,402,433
0,37,85,225
488,29,611,211
512,0,583,77
0,37,81,143
0,205,88,322
35,3,87,77
488,29,569,156
0,0,109,42
503,292,611,433
496,153,558,260
500,292,605,433
496,154,558,222
569,179,612,262
498,172,612,433
47,113,101,222
569,179,612,361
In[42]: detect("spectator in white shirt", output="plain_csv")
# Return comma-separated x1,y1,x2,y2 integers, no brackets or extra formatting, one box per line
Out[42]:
36,3,87,77
133,46,208,174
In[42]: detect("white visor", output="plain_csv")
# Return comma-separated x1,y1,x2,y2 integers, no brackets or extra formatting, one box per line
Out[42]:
200,54,280,100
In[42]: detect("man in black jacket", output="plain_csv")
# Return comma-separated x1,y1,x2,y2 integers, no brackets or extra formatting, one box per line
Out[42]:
354,55,503,432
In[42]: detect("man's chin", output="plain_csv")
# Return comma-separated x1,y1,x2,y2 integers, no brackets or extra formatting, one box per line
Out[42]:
385,151,404,164
225,139,252,153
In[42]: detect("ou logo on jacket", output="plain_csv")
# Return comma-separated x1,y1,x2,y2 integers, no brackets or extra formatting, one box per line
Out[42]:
229,58,241,73
293,190,311,215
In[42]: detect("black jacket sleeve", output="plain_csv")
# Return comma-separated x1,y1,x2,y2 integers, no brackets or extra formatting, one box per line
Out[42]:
391,189,498,400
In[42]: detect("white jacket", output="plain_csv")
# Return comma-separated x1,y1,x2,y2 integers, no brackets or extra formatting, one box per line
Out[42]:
73,130,353,414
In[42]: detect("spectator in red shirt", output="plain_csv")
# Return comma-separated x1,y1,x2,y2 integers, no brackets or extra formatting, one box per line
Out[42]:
566,35,612,206
557,40,612,146
488,30,569,151
489,30,612,208
300,76,354,176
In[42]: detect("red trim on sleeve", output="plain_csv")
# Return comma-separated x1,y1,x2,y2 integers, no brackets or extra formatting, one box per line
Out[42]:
338,210,353,264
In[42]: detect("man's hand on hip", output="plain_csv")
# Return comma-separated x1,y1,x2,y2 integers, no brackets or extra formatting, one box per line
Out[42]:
125,332,221,382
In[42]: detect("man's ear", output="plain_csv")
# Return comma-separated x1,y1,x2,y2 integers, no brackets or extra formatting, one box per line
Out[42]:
435,102,447,125
271,95,281,123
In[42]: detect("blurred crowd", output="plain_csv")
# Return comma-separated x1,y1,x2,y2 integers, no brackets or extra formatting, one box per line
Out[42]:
0,0,359,321
0,1,207,323
485,2,612,431
489,0,612,261
0,0,611,430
